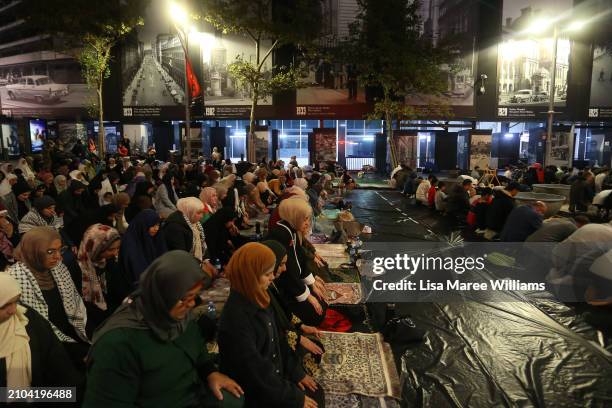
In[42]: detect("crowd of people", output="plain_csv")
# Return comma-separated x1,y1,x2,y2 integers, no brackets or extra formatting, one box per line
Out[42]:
391,162,612,308
0,146,350,407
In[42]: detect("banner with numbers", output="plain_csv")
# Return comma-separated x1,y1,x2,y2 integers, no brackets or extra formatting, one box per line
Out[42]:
121,0,270,119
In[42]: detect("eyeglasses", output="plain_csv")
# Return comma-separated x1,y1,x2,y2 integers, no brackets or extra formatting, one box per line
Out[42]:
46,246,68,256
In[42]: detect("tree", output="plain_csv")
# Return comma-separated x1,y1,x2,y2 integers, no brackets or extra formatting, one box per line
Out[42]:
19,0,148,157
196,0,323,162
340,0,453,169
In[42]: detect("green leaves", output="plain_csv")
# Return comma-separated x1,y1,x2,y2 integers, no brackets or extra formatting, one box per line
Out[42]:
227,56,306,102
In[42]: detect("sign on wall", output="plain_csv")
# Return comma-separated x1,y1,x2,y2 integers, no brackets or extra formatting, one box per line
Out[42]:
497,0,572,119
311,129,337,164
404,0,478,117
545,127,574,167
586,0,612,119
392,132,418,169
470,133,492,170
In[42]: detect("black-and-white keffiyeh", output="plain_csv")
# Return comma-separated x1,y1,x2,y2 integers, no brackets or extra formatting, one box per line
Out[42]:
7,262,88,343
18,209,64,235
183,214,206,261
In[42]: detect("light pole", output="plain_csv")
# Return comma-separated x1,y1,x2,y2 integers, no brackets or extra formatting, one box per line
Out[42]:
546,24,558,156
170,2,192,162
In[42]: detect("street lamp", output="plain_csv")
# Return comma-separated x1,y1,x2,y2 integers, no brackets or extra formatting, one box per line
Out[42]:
525,18,586,165
169,1,192,162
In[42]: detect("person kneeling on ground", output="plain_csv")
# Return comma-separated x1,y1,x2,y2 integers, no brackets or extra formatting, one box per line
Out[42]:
84,251,244,408
484,182,520,240
500,201,547,242
218,243,323,408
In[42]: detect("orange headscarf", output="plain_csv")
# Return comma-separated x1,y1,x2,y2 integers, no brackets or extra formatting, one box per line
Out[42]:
225,242,275,308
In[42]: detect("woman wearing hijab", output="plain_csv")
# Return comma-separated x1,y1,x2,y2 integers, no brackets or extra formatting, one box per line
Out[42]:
0,273,82,391
84,251,244,408
0,173,17,198
111,192,131,234
203,207,247,267
6,227,89,366
199,186,218,224
163,197,205,258
16,158,36,185
0,209,15,270
218,243,321,408
261,240,324,358
77,224,123,329
119,209,166,287
69,169,89,186
268,198,328,327
54,174,68,195
18,195,63,234
125,181,155,222
162,197,218,278
57,179,87,231
154,172,179,217
3,180,32,224
0,163,13,177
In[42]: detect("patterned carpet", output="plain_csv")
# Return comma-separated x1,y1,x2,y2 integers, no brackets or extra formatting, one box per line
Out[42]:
325,282,363,305
315,331,401,399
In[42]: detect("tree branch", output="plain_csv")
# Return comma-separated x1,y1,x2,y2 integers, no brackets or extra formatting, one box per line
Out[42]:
258,39,278,71
244,28,257,43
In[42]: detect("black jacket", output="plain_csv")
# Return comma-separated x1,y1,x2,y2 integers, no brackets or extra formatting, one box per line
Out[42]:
161,210,193,253
218,290,305,408
0,308,82,389
202,209,236,266
445,185,470,216
486,189,516,232
267,221,311,301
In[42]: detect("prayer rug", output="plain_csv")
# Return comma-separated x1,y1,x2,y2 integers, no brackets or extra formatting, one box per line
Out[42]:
313,244,350,259
316,331,401,399
325,282,363,305
324,394,401,408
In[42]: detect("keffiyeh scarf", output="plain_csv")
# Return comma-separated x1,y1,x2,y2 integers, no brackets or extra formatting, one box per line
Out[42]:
7,262,87,343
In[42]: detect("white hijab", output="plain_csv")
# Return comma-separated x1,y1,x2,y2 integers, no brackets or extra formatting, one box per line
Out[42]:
0,273,32,388
16,159,35,181
0,173,17,196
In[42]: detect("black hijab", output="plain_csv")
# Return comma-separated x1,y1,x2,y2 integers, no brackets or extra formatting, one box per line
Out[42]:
92,250,204,344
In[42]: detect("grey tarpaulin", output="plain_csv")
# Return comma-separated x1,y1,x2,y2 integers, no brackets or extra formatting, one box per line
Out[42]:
347,190,612,407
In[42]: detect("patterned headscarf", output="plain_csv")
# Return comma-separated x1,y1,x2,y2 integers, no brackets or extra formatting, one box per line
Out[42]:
78,224,121,311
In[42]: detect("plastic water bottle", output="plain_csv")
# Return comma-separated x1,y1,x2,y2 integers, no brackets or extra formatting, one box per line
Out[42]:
207,301,217,320
213,258,222,271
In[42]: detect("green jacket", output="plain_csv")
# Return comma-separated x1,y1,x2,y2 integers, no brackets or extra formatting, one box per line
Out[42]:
84,320,243,408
